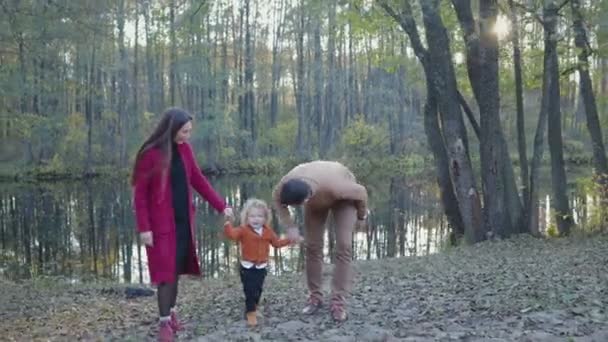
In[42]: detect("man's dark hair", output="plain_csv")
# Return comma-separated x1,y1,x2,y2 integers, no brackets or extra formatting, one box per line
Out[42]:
280,179,311,205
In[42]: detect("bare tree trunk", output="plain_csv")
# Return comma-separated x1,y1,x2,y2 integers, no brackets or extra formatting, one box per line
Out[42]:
269,0,284,132
424,85,466,242
313,23,323,155
244,0,256,156
544,1,573,236
294,0,308,157
235,6,246,157
169,0,176,106
85,45,96,172
379,0,484,243
133,0,140,132
347,7,361,125
221,8,229,106
571,0,608,179
143,1,156,113
451,0,523,238
323,0,337,156
117,0,129,167
509,0,529,227
420,0,484,243
388,180,398,257
158,22,166,110
85,181,98,275
18,39,27,114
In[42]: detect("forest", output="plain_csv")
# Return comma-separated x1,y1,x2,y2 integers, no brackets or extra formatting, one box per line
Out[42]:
2,0,608,242
2,1,608,340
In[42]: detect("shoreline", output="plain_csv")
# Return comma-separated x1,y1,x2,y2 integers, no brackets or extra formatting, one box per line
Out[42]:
0,153,592,184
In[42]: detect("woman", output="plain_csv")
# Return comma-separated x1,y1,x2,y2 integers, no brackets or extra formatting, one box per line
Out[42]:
132,108,233,341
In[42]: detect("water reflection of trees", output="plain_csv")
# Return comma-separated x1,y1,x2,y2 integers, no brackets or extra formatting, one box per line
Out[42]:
0,176,596,283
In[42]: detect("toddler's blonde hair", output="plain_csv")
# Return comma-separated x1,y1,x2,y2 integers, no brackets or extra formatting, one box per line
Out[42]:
240,198,272,226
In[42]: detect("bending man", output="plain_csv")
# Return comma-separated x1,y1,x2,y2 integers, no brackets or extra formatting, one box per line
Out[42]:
273,161,368,322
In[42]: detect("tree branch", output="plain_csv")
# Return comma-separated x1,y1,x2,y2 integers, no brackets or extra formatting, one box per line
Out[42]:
191,0,208,20
557,0,571,13
457,91,481,139
376,0,428,63
511,1,544,24
561,65,578,77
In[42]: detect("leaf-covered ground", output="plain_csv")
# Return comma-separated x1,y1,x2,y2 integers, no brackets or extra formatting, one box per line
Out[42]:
2,234,608,341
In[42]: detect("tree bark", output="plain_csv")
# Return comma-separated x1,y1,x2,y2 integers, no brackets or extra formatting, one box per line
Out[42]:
419,0,484,243
85,45,96,172
509,0,529,230
117,0,129,166
133,0,140,132
313,22,324,155
269,0,284,131
169,0,177,106
143,1,157,113
379,0,482,243
294,0,308,157
451,0,523,238
571,0,608,179
244,0,256,156
323,0,337,156
424,85,466,241
544,1,574,236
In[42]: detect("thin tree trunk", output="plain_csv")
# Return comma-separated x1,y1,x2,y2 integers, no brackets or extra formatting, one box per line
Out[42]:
294,0,308,157
313,23,323,155
323,0,337,156
424,86,466,242
133,0,140,132
85,45,96,172
509,0,529,229
117,0,129,166
388,180,398,257
85,181,97,275
571,0,608,179
269,0,284,131
18,33,27,114
544,1,574,236
169,0,176,106
244,0,256,156
144,1,156,113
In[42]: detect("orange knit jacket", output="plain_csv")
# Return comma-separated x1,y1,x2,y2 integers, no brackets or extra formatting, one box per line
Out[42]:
223,223,291,265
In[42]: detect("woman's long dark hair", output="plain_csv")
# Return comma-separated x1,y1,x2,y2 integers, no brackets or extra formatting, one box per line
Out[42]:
131,108,192,185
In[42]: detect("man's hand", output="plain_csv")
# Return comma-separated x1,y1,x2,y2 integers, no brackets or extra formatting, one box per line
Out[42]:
286,226,302,244
356,211,369,230
140,231,153,247
356,219,368,230
358,209,370,221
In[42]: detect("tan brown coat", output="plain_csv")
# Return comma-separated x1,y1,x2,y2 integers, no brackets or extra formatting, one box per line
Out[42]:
272,161,368,227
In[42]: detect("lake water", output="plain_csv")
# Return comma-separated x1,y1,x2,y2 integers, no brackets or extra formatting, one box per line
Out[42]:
0,169,597,283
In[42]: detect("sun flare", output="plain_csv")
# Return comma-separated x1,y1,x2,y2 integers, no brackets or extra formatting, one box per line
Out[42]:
493,15,511,40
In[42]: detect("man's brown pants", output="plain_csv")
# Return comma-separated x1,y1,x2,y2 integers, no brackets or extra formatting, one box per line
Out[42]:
304,200,357,308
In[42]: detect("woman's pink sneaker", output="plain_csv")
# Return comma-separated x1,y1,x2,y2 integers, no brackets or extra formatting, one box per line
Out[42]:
158,321,174,342
170,311,183,331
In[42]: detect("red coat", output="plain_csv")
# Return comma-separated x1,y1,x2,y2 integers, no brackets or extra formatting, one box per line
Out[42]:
133,142,226,284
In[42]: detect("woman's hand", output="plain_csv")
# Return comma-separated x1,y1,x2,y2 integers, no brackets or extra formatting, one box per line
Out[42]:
140,231,153,247
223,207,234,221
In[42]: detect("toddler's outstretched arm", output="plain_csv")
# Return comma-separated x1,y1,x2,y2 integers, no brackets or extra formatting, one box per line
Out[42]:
269,227,295,248
223,221,242,241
